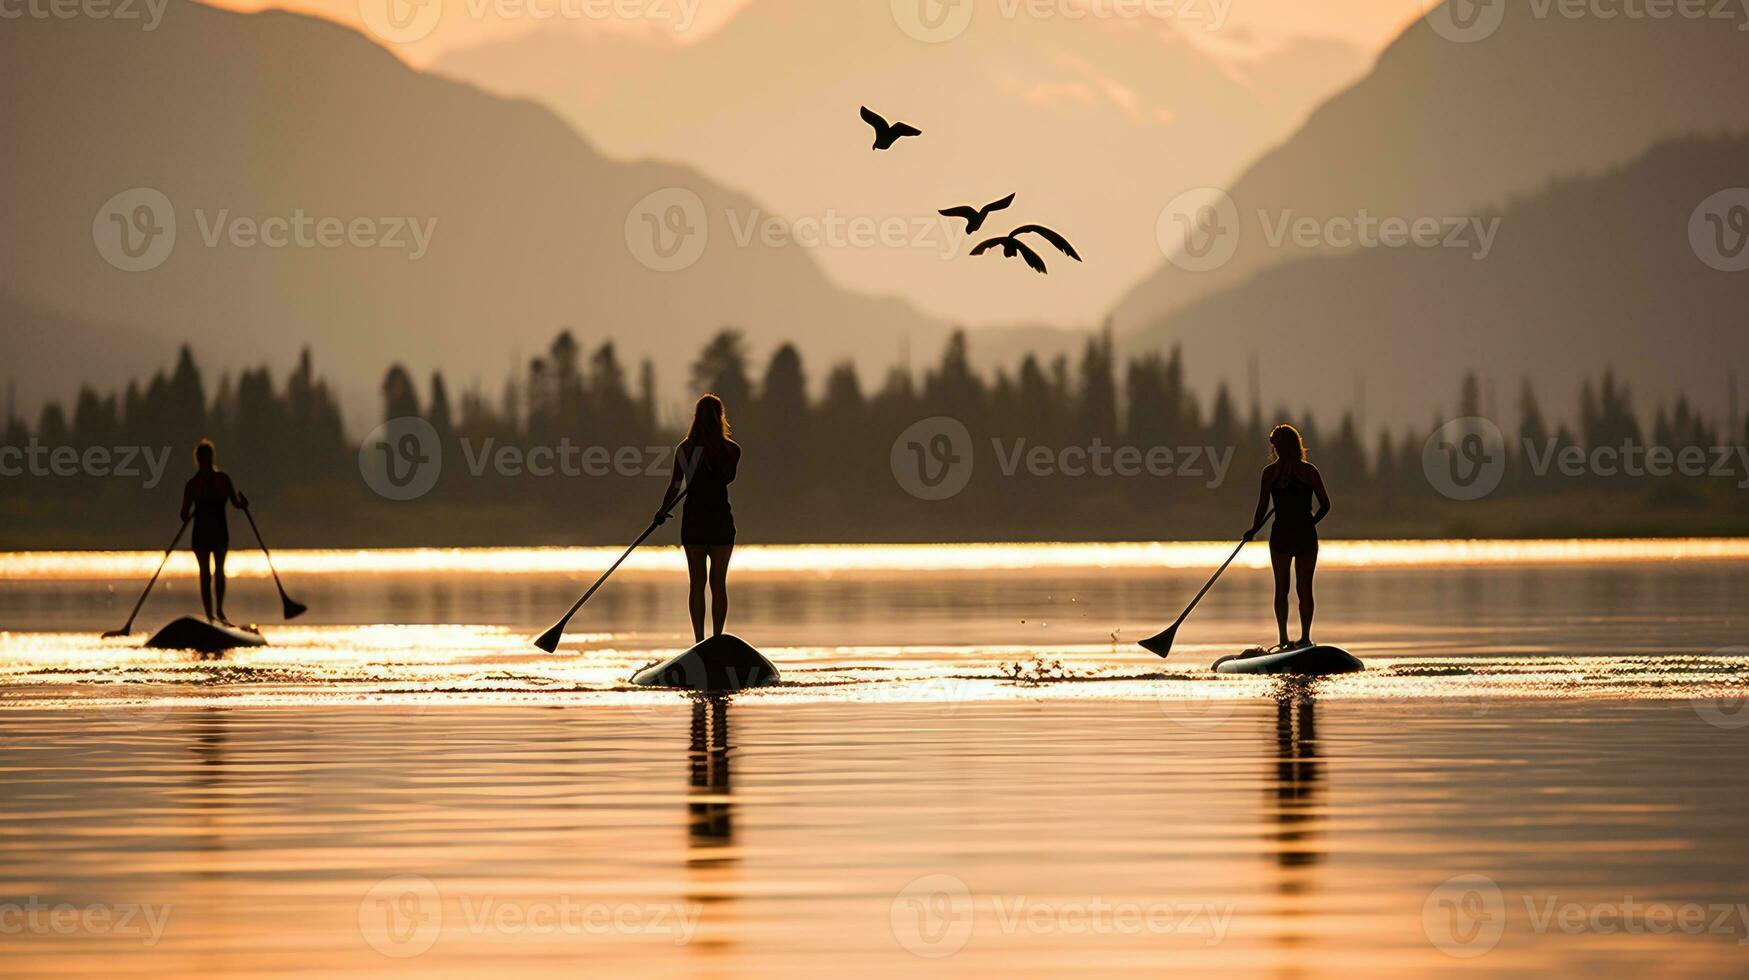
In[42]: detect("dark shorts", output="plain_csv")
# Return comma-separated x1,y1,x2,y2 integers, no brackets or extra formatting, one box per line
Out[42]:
1269,524,1317,560
191,521,229,554
681,508,736,547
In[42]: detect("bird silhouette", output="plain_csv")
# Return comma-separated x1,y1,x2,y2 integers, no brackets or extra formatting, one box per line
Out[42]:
860,106,922,150
970,224,1081,274
939,193,1015,234
1010,224,1081,261
971,236,1048,273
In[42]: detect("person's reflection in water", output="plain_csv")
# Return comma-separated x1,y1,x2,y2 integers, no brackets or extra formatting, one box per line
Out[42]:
186,706,232,877
189,704,230,775
1267,680,1324,951
684,697,738,955
688,697,735,859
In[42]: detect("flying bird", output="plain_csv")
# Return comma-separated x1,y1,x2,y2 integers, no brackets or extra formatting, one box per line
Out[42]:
971,235,1048,274
938,193,1016,234
860,106,922,150
970,224,1082,274
1010,224,1081,262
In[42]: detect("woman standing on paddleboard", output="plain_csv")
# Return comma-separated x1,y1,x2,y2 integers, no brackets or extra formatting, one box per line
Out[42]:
1246,424,1330,651
180,439,248,625
656,394,741,643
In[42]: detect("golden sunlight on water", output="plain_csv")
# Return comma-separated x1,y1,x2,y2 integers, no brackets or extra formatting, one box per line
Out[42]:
5,537,1749,580
3,546,1748,975
2,700,1748,976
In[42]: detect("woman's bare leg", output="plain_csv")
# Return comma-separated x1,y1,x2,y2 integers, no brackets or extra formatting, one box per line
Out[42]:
195,549,214,622
707,545,733,637
1295,545,1318,645
212,548,229,624
684,545,708,643
1270,545,1292,648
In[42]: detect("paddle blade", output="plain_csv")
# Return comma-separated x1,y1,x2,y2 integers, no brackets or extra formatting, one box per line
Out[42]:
533,623,565,654
100,628,129,639
282,597,308,620
1137,625,1176,658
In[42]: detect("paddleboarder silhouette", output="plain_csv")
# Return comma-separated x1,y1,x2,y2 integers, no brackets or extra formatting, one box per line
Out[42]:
179,439,248,625
1246,424,1330,651
657,394,741,643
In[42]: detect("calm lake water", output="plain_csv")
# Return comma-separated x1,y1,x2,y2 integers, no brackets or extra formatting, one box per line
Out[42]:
2,541,1747,975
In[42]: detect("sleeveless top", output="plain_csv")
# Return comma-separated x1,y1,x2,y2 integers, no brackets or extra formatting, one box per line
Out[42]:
680,441,737,517
1269,465,1315,532
185,470,234,528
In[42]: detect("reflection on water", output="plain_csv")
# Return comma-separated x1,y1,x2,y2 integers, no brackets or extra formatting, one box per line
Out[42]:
1269,684,1323,953
1272,684,1322,871
1,700,1746,975
188,706,231,887
685,698,739,961
2,545,1749,974
688,697,735,855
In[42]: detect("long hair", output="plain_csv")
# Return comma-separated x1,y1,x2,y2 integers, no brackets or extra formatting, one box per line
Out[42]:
685,394,731,446
193,438,217,469
1268,423,1305,464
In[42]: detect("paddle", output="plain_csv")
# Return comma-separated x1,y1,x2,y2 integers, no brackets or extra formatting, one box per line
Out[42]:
533,489,687,654
241,507,307,620
103,518,189,638
1137,509,1273,659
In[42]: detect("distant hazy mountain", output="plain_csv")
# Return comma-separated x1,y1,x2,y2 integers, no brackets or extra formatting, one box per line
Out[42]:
0,294,172,422
1125,135,1749,431
433,0,1366,328
0,0,948,422
1112,0,1749,338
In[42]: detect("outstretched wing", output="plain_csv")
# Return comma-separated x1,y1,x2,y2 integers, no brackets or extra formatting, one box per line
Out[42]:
983,192,1016,216
970,236,1006,256
859,105,887,132
1010,238,1049,274
939,206,981,229
891,122,922,138
1011,224,1080,261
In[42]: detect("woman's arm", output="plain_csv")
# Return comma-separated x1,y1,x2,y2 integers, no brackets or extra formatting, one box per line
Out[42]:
1247,467,1272,539
179,480,194,522
1307,464,1331,525
719,441,740,484
226,474,248,510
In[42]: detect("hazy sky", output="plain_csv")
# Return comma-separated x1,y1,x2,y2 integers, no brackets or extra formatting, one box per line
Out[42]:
197,0,1429,331
214,0,1425,65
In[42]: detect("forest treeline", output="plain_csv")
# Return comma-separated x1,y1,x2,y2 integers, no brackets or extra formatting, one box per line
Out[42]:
4,329,1748,548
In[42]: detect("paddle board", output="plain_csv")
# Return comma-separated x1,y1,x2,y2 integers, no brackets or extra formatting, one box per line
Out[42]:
630,634,779,692
1212,644,1363,676
144,616,267,653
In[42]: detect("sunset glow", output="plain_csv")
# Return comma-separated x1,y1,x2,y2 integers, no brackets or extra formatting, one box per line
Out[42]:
7,537,1749,580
